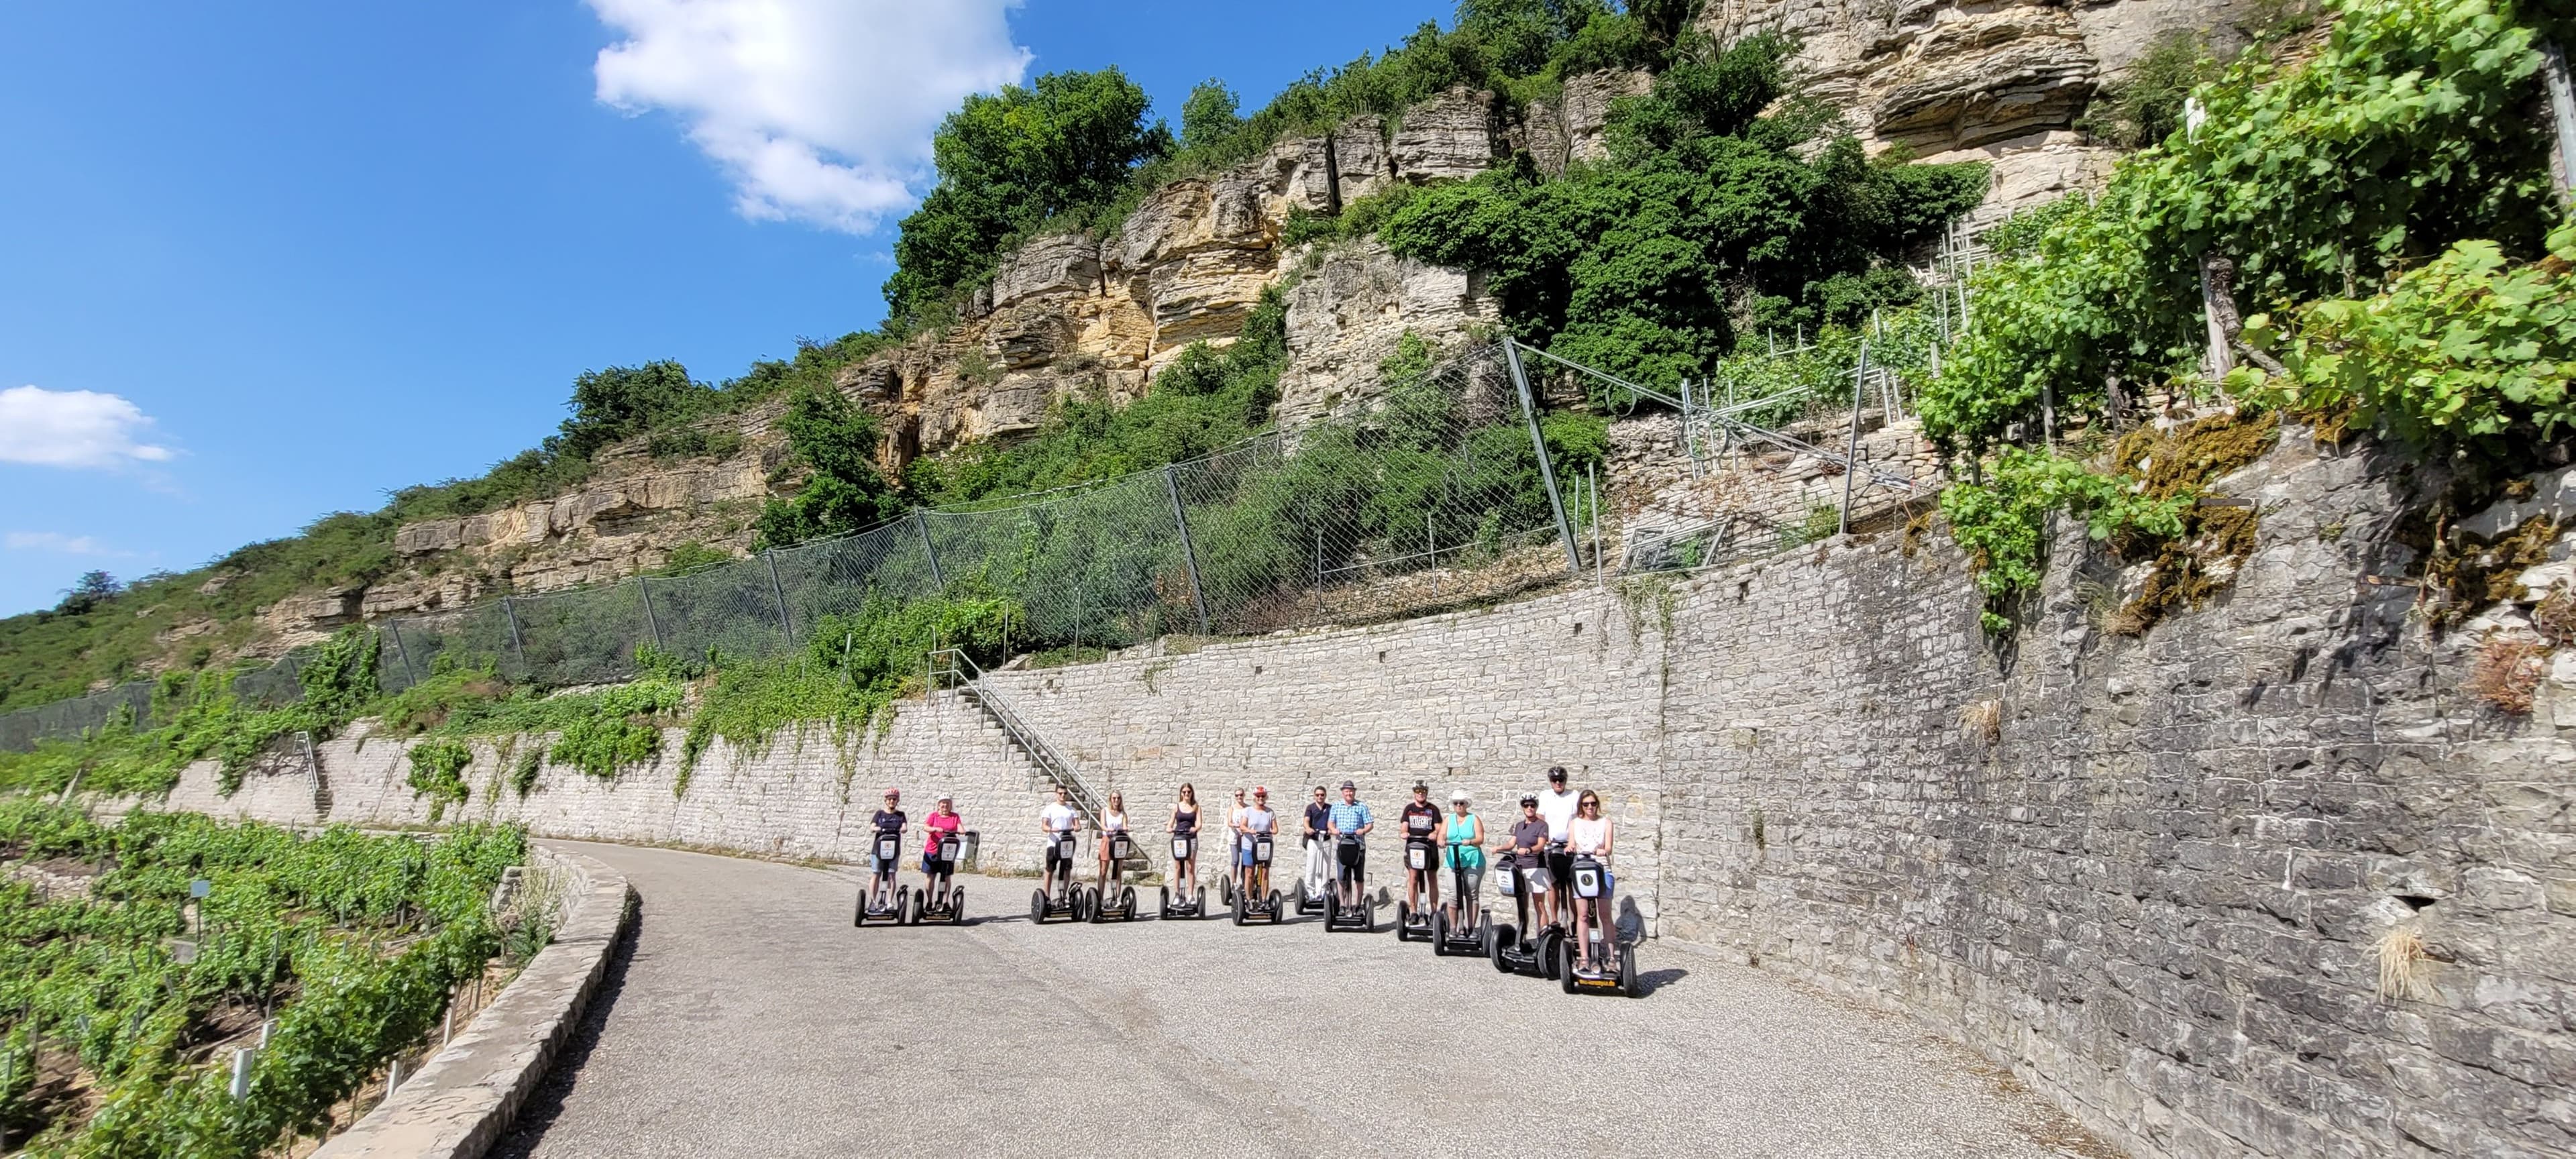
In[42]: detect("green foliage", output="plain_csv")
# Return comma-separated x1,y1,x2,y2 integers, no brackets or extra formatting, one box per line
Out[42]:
55,571,122,616
884,68,1173,327
654,540,736,575
555,362,714,461
1179,80,1241,151
0,806,522,1153
1921,0,2559,457
1383,33,1984,386
2235,227,2576,456
1279,183,1430,247
2076,30,2222,149
754,387,906,549
405,739,472,822
1939,449,2194,631
679,589,1021,789
508,746,543,797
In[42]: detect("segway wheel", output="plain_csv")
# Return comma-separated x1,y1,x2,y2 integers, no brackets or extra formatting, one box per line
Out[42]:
1619,943,1640,998
1395,902,1411,942
1538,927,1565,980
909,891,926,926
951,887,966,925
894,885,912,926
1030,888,1047,925
1322,891,1338,931
1158,885,1170,919
1560,941,1581,995
1263,891,1279,924
1120,887,1137,922
1360,897,1376,935
1219,875,1234,907
1192,889,1206,920
1490,923,1516,973
1231,889,1246,926
1432,910,1450,956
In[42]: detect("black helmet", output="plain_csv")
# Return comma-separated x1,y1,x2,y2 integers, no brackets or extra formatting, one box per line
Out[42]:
1519,794,1539,807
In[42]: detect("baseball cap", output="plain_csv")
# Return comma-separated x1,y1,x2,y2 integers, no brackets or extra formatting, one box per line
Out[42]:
1253,785,1269,795
883,788,901,797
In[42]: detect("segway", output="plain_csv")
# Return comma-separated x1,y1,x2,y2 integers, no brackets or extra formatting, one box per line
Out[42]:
1488,860,1563,977
1232,832,1284,925
1088,831,1140,923
853,830,912,927
1558,854,1639,997
1028,830,1089,924
1294,832,1329,916
1159,832,1209,920
1432,838,1491,957
910,830,972,926
1321,835,1375,932
1394,834,1438,941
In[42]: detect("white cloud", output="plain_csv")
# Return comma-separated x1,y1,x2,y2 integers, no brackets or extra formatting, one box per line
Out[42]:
588,0,1032,233
0,385,174,468
5,532,138,558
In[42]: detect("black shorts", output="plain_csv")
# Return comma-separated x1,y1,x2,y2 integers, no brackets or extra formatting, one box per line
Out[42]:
1546,850,1574,892
1046,840,1073,870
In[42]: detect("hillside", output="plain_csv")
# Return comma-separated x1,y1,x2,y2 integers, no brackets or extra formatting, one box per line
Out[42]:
3,0,2306,712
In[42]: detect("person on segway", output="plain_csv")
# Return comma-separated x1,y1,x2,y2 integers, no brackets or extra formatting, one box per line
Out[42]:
1536,766,1580,914
1568,789,1617,969
1442,789,1486,925
1400,783,1441,917
1327,780,1374,909
1169,783,1201,896
920,792,963,883
1097,791,1130,895
1507,795,1556,931
869,789,908,909
1225,786,1250,902
1235,787,1279,919
1038,785,1083,903
1299,785,1332,912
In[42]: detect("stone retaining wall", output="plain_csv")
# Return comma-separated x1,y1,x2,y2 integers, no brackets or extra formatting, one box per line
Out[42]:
103,431,2575,1158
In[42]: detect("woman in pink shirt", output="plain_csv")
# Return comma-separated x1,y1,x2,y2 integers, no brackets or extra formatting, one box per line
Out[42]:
920,792,965,883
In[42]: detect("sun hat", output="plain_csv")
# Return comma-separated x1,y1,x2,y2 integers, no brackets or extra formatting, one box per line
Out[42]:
935,791,953,802
1338,779,1357,790
1450,789,1472,803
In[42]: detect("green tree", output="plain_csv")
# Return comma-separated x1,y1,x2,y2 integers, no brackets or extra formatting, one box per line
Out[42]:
55,570,121,615
555,360,712,460
1179,80,1241,151
754,388,906,548
885,69,1173,325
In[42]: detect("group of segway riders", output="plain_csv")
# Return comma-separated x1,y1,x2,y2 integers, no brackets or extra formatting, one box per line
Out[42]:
848,767,1636,994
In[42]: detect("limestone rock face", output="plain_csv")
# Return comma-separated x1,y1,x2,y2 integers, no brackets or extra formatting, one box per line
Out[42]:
1389,88,1501,180
1277,238,1498,429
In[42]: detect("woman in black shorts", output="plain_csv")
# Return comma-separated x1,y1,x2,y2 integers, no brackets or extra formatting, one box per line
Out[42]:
1169,783,1201,894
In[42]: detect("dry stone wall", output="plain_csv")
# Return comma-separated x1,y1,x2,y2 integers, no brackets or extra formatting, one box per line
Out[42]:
101,425,2574,1158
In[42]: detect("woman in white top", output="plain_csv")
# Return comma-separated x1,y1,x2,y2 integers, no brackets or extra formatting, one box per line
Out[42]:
1096,791,1130,890
1567,789,1615,968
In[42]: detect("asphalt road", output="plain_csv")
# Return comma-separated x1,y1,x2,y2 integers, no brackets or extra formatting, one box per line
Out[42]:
496,841,2105,1159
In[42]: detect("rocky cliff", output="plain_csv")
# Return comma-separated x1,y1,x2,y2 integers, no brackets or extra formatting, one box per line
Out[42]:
235,0,2238,653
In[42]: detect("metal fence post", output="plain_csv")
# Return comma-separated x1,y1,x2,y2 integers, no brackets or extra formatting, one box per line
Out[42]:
500,596,527,673
914,508,945,590
2549,42,2576,206
384,620,421,689
763,550,795,645
1161,466,1213,635
1504,338,1582,574
637,576,664,651
1839,343,1871,537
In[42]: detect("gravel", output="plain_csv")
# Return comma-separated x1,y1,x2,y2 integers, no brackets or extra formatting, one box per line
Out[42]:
499,841,2105,1159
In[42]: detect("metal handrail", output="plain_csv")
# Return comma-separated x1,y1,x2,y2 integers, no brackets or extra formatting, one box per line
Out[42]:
925,649,1106,826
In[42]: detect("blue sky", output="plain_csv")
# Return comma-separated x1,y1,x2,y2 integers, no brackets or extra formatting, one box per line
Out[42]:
0,0,1450,616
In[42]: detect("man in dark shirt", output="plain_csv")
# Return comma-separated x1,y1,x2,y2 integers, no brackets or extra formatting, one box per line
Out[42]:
867,789,907,907
1399,782,1444,918
1507,795,1556,930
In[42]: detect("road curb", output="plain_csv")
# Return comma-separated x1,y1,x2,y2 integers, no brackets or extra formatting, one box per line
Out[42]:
315,844,635,1159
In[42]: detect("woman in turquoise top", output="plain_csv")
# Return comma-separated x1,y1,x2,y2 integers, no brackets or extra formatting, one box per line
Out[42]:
1440,789,1487,926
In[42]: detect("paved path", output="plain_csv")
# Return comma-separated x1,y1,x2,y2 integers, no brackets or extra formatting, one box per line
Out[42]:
497,842,2104,1159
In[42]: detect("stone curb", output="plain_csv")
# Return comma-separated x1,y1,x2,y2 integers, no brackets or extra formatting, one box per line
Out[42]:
314,844,634,1159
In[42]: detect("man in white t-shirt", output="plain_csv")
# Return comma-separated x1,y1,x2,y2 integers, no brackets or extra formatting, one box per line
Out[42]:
1535,765,1581,908
1038,785,1083,899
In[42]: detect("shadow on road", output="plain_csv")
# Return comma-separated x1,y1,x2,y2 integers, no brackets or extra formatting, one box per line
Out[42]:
488,896,645,1159
1635,967,1689,995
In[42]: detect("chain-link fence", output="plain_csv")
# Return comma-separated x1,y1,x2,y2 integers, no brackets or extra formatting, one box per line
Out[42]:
2,340,1599,749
